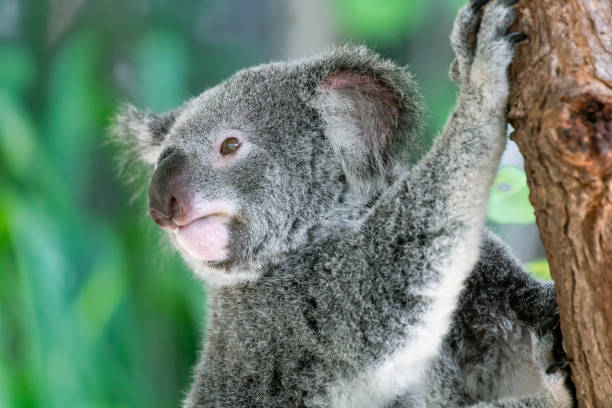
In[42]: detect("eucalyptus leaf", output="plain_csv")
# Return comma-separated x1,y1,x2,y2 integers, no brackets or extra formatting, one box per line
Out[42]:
0,45,35,96
487,166,536,225
46,31,105,186
526,258,552,281
74,226,127,342
136,30,189,111
0,92,35,178
333,0,429,43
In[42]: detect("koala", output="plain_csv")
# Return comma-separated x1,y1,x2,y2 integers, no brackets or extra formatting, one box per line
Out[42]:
112,0,574,407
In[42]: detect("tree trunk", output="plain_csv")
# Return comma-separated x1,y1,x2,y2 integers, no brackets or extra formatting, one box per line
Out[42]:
507,1,612,407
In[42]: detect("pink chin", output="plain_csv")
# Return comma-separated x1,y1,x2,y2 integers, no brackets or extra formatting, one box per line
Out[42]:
175,216,230,261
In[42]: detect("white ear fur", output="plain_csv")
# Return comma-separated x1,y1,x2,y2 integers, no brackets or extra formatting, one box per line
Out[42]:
111,104,177,165
313,71,401,193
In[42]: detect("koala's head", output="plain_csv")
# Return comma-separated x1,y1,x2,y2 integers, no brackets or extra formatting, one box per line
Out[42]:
112,45,422,286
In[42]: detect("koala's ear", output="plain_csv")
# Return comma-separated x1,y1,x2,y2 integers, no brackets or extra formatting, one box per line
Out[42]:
310,46,423,192
111,104,177,165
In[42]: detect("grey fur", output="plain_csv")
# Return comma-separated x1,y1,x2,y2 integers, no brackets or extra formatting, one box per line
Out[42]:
111,0,573,406
421,233,573,408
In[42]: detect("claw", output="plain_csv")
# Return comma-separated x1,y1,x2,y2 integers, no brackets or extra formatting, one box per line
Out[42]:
546,359,571,375
471,0,492,11
538,314,560,335
508,32,529,43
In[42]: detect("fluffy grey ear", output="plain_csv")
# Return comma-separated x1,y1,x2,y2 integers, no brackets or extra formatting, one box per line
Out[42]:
111,104,177,165
310,46,423,193
315,71,400,188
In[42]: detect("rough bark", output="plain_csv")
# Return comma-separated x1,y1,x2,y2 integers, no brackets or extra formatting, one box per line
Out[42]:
507,1,612,407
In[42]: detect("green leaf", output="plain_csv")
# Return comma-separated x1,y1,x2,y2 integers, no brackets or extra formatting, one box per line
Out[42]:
526,258,552,281
136,30,189,111
0,355,9,408
0,92,36,178
0,44,35,95
45,30,107,186
333,0,429,44
73,226,127,342
487,166,536,225
447,0,467,12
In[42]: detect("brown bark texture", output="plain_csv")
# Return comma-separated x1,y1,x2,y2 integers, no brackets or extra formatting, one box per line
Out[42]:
507,1,612,407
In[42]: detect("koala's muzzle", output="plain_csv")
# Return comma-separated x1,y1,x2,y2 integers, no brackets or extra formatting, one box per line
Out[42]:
147,149,234,261
148,149,190,230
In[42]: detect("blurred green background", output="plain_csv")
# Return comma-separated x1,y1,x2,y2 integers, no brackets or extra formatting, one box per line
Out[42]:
0,0,548,407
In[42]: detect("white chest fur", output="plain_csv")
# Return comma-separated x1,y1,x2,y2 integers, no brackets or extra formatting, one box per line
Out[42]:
326,234,479,408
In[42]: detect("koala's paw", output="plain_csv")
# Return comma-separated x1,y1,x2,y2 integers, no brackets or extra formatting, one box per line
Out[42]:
538,310,567,369
449,0,490,83
542,371,578,408
450,0,527,108
538,311,578,407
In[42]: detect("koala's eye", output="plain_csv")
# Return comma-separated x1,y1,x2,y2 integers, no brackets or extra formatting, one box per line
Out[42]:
220,137,241,155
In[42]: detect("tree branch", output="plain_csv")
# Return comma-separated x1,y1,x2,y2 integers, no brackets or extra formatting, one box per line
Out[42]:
507,1,612,407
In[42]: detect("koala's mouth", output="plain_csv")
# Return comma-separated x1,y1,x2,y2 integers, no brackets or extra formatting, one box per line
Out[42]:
175,212,229,228
175,214,231,261
149,197,235,261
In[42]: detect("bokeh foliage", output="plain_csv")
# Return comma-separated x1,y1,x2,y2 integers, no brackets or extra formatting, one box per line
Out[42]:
0,1,544,407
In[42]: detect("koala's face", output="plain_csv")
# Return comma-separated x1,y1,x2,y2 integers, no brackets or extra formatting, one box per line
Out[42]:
144,68,348,284
113,46,422,286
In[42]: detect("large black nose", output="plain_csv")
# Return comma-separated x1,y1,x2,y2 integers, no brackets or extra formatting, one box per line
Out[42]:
148,149,188,227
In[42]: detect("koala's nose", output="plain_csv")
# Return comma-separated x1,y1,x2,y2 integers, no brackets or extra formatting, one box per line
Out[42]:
148,150,189,229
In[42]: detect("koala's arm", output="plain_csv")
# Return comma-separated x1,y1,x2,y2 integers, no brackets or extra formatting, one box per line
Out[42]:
364,0,520,293
326,1,524,405
374,0,516,375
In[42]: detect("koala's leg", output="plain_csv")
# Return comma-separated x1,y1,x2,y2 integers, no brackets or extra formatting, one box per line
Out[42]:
458,338,575,408
464,372,574,408
421,344,574,408
439,235,576,407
